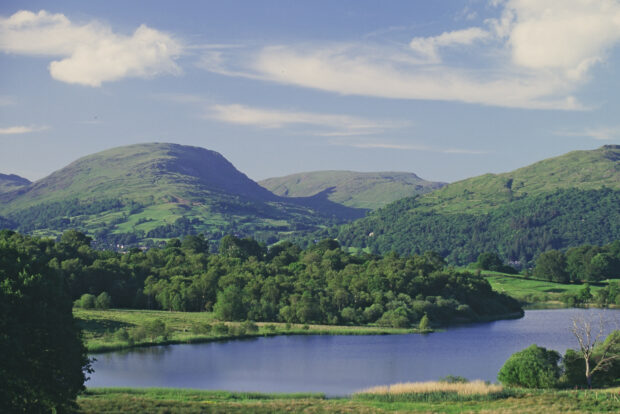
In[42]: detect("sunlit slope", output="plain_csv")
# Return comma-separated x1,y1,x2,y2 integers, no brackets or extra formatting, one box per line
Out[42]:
0,143,362,245
331,145,620,264
260,170,445,210
417,145,619,214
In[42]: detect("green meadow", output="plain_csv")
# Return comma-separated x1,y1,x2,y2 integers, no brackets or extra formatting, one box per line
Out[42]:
78,386,620,413
480,270,608,307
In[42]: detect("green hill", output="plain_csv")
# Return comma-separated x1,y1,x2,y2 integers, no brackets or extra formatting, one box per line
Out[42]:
260,171,444,210
315,145,620,265
0,173,30,194
0,143,363,248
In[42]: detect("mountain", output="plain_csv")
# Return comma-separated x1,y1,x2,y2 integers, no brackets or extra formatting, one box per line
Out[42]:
260,171,445,210
317,145,620,265
0,143,363,247
0,173,31,194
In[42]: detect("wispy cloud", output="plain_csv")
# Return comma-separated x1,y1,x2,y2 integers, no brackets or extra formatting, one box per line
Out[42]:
200,0,620,110
0,10,183,86
555,126,620,141
333,140,488,155
0,125,49,135
206,103,406,136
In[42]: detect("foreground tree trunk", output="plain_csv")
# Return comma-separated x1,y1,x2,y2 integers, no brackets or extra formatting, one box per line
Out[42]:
571,315,619,389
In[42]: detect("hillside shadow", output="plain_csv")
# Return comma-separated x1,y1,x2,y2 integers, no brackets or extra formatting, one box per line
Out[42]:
284,187,369,221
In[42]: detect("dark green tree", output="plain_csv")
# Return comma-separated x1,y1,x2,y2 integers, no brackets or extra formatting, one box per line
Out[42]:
497,345,561,388
0,232,91,412
476,252,504,271
534,250,569,283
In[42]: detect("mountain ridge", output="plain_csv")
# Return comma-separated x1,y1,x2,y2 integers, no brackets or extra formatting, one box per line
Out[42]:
313,145,620,264
260,170,445,210
0,143,364,247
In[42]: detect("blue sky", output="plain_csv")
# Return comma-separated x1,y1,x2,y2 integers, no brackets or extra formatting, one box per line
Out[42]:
1,0,619,183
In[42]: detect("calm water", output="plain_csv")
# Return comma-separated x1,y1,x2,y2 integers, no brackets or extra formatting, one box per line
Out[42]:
87,308,619,396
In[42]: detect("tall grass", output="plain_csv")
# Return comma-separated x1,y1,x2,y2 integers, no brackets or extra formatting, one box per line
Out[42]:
354,380,510,402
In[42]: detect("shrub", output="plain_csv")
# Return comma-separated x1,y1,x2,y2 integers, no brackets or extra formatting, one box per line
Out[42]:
302,324,310,330
419,314,430,331
212,323,229,335
114,328,130,342
143,319,167,340
75,293,96,309
241,320,259,333
95,292,112,309
498,344,561,388
191,322,212,335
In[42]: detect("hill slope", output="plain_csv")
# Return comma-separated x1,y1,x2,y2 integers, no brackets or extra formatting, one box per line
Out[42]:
0,143,363,247
318,145,620,265
260,171,445,210
0,173,31,194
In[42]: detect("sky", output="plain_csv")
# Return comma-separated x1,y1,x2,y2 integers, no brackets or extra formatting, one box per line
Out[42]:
1,0,619,183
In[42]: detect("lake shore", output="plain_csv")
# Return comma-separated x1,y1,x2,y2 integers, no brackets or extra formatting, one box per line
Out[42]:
76,308,423,353
78,386,620,413
77,308,526,354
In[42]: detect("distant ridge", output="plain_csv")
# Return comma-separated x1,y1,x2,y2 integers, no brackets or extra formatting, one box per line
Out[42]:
260,170,445,210
0,173,31,194
319,145,620,265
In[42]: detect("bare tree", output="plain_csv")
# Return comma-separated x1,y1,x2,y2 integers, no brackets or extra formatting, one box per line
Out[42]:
571,313,619,388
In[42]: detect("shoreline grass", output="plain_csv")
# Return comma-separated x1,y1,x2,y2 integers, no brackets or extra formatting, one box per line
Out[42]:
78,387,620,413
75,308,421,353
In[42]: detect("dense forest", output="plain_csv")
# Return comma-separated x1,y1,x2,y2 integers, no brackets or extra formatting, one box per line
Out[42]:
0,230,523,327
311,188,619,266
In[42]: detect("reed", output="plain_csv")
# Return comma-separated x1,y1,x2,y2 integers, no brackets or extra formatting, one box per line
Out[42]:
353,380,509,402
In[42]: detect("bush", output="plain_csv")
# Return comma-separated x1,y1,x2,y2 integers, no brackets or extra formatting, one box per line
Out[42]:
143,319,167,340
212,323,229,335
498,344,561,388
191,322,212,335
114,328,130,342
95,292,112,309
75,293,96,309
419,314,431,331
241,320,259,333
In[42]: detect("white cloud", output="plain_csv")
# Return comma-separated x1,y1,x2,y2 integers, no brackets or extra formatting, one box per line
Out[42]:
201,0,620,110
409,27,490,63
0,10,183,86
250,45,579,109
206,103,404,135
503,0,620,80
0,125,49,135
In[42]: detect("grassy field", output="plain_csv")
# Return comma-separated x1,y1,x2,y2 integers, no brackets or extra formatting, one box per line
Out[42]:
78,386,620,413
480,270,607,307
75,309,418,353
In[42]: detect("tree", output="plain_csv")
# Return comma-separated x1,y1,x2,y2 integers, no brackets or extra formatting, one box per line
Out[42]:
0,236,91,412
534,250,569,283
570,315,620,388
95,291,112,309
419,313,431,331
476,252,503,271
497,344,561,388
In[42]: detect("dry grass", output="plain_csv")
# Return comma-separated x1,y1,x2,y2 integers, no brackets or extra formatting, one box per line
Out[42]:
357,380,503,396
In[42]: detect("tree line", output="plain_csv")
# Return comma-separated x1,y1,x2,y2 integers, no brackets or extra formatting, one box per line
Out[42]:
0,230,522,328
312,188,619,266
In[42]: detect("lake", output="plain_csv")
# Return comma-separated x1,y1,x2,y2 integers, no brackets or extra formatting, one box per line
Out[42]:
87,308,619,396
